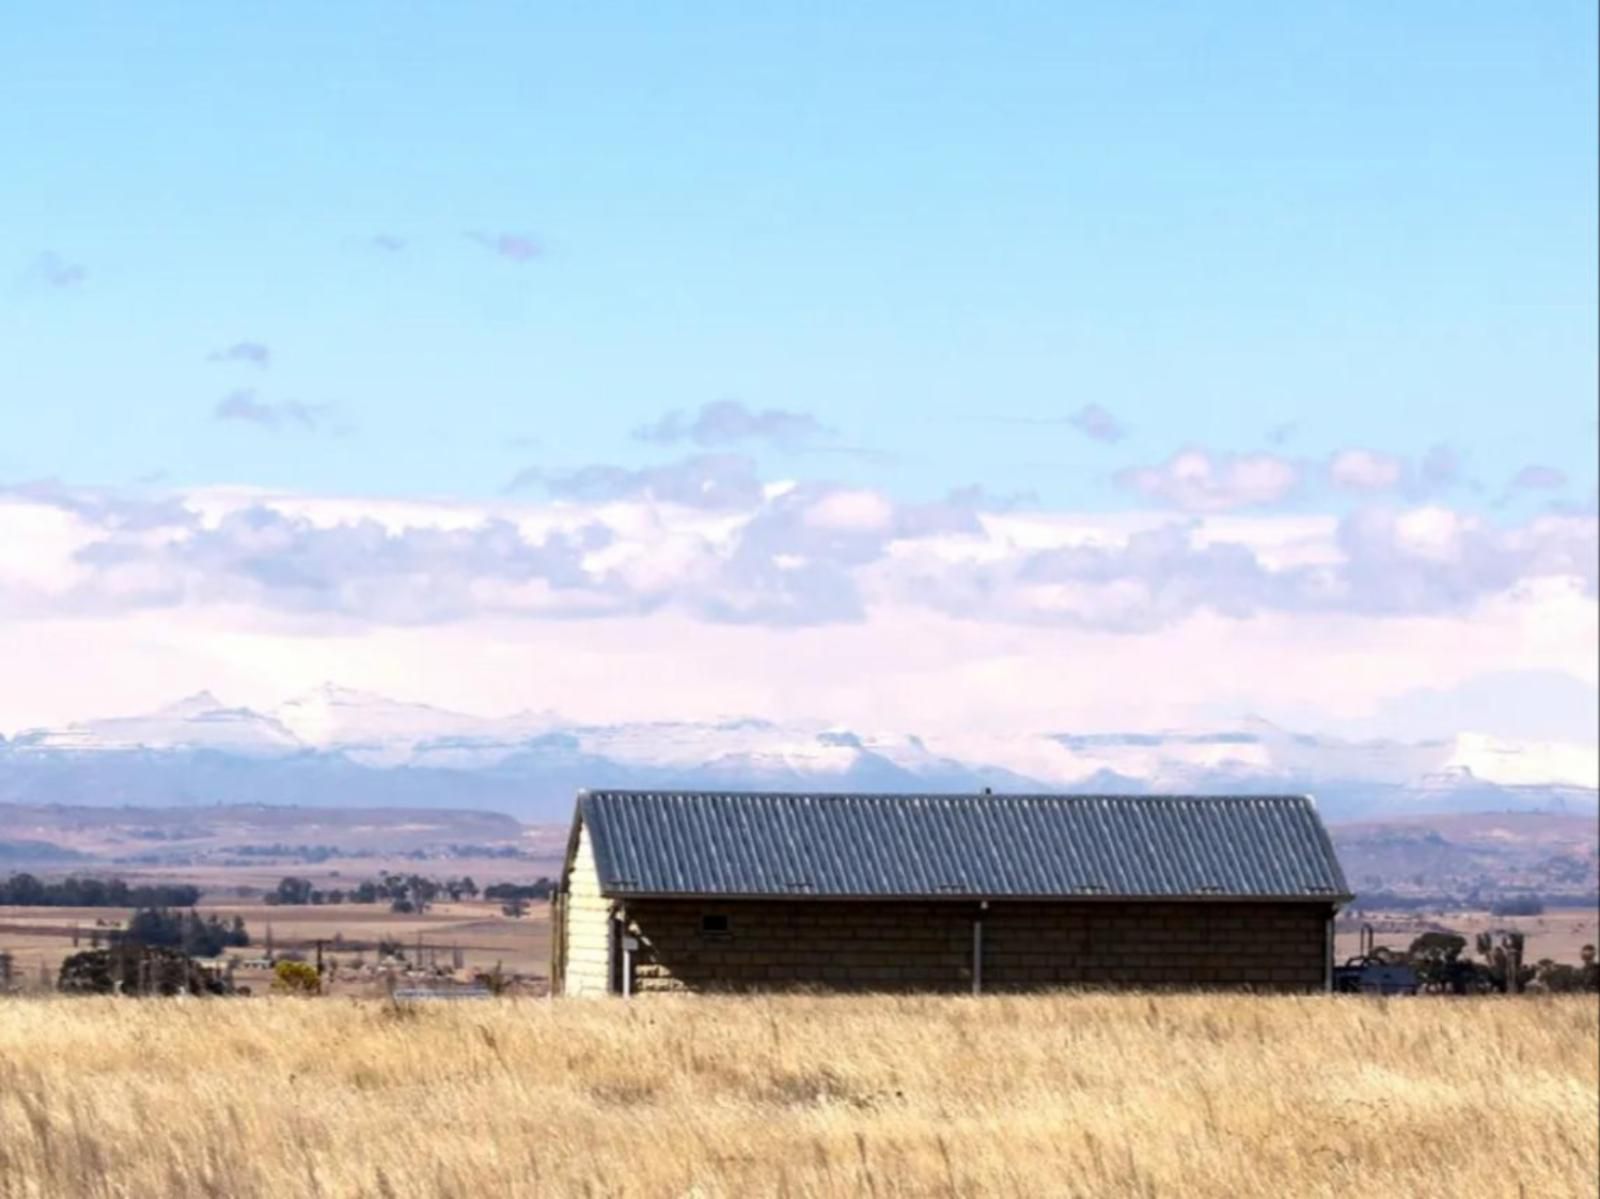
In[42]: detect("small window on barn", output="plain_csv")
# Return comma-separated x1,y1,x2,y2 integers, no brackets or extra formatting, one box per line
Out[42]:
700,912,731,939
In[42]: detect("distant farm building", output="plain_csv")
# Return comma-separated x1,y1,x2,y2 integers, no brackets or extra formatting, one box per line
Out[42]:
551,790,1351,996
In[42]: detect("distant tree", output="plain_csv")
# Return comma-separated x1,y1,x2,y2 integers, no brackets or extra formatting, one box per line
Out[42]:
270,877,315,906
1405,932,1486,994
122,907,184,949
1490,895,1544,917
0,874,50,905
484,879,555,902
117,908,249,957
1475,931,1536,993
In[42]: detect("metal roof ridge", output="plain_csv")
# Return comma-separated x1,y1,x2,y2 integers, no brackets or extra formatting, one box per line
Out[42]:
585,789,1315,802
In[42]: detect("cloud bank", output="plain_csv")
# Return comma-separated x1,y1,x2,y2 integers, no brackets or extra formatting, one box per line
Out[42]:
1,478,1593,743
4,476,1592,634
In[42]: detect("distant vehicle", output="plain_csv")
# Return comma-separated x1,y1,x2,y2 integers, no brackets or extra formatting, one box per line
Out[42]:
1333,924,1419,995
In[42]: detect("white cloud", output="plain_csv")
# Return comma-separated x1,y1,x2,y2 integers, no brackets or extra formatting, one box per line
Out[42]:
802,490,895,532
1329,448,1405,492
1115,449,1302,512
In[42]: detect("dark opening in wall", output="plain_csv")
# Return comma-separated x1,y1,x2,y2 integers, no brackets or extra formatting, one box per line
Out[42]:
700,912,731,938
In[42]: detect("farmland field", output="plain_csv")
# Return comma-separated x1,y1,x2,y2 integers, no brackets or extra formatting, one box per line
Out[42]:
0,993,1593,1198
0,898,552,994
1336,905,1599,966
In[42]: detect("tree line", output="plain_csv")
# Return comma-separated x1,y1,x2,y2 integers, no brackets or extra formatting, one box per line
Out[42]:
0,873,202,908
118,909,252,957
1395,931,1598,993
265,873,554,913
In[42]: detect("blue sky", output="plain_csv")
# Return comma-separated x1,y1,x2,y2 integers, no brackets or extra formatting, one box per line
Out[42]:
2,3,1594,509
0,5,1595,745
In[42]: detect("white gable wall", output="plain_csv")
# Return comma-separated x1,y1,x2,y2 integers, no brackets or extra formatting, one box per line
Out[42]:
561,817,613,997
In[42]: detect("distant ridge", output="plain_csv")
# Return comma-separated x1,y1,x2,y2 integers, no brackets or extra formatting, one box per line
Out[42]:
1,685,1594,823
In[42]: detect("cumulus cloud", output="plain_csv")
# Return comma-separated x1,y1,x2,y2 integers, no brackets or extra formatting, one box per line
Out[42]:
635,400,832,450
4,478,1593,636
508,454,766,510
1329,449,1405,492
213,390,325,431
1124,444,1463,509
0,481,190,532
25,252,86,288
1115,449,1302,512
1327,444,1459,499
208,341,271,368
1067,403,1127,444
899,507,1598,632
466,231,541,262
67,507,622,624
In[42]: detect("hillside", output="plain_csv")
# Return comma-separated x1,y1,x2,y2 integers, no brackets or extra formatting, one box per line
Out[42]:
0,801,551,866
1331,811,1599,903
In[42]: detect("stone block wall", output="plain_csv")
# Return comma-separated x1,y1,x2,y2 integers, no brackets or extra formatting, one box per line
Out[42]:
982,901,1328,991
621,898,1331,994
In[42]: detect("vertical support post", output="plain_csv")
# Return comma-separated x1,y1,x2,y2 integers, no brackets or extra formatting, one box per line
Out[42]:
619,907,633,999
1324,909,1336,993
972,901,987,995
550,887,566,996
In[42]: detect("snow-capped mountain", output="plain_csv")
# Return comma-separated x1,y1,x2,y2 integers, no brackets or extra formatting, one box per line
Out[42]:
15,691,303,757
1,685,1594,823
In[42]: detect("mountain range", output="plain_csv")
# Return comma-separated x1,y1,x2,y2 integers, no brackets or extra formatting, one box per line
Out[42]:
1,684,1595,824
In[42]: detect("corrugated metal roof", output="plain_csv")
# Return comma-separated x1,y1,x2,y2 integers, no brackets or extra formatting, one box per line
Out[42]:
578,790,1350,901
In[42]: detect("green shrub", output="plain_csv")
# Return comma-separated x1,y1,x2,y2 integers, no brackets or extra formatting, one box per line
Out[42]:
272,960,321,996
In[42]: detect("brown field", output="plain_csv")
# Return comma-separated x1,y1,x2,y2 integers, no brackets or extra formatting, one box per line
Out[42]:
0,899,552,993
0,993,1594,1198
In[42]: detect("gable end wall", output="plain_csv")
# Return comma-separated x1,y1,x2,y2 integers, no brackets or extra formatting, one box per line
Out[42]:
560,819,613,997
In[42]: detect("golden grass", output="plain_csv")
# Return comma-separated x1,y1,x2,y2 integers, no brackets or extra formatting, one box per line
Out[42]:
0,994,1594,1198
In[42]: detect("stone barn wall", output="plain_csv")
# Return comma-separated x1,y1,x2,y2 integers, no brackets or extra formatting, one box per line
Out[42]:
620,899,1332,994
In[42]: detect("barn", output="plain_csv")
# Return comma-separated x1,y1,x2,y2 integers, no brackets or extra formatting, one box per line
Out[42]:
550,789,1351,996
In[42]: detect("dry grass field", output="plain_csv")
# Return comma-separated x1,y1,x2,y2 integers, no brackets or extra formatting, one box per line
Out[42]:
0,994,1594,1199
